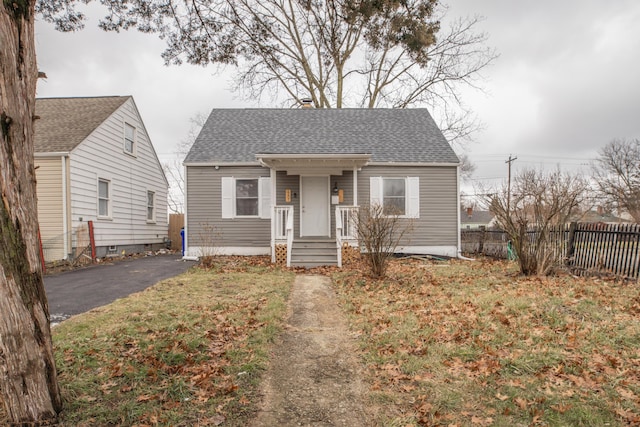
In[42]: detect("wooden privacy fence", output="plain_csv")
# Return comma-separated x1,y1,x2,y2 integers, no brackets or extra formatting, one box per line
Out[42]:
462,223,640,280
168,214,184,251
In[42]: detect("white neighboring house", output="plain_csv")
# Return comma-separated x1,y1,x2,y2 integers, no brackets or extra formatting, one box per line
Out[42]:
460,207,496,229
34,96,169,261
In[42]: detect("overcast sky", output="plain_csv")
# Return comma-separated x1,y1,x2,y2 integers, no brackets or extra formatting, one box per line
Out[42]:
34,1,640,194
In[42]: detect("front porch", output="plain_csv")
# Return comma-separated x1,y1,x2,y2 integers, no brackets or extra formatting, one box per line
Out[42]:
258,153,370,268
272,206,359,268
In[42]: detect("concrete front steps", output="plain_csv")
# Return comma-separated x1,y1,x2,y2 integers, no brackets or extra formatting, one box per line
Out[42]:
290,238,338,268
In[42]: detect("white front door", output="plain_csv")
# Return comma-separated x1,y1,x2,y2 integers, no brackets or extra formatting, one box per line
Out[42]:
300,176,330,237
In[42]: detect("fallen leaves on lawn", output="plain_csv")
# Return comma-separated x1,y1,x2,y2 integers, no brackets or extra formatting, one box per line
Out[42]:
333,256,640,426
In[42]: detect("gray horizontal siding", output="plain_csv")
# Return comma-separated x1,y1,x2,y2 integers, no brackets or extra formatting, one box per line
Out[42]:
187,166,271,247
358,166,458,247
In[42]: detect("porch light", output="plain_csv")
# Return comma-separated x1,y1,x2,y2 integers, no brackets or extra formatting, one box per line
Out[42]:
333,182,339,194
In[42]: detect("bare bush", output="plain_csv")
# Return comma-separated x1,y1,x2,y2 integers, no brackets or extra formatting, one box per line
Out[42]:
197,222,222,269
353,204,413,278
487,169,588,276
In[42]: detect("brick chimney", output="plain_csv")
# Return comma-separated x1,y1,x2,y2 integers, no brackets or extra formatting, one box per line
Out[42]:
301,98,314,108
466,207,473,218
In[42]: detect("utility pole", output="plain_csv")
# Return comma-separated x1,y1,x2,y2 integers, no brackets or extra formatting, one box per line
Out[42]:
505,154,517,214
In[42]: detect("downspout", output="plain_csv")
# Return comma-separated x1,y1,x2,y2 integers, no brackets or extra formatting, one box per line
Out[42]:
456,162,475,261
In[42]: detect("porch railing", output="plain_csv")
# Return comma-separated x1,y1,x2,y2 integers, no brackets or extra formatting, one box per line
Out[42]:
273,205,294,266
336,206,358,267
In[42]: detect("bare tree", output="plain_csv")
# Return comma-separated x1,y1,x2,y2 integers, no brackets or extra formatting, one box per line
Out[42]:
353,204,412,278
39,0,496,144
457,152,476,182
165,113,207,213
1,1,62,423
592,138,640,223
488,169,587,276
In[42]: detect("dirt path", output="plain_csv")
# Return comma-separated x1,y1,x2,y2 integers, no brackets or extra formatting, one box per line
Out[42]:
251,274,372,426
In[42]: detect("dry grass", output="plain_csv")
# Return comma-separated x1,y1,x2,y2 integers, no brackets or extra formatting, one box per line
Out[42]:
21,258,293,426
3,255,640,426
333,257,640,426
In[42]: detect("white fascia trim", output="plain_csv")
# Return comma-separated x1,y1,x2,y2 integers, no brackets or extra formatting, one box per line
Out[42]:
183,161,262,167
368,161,460,167
34,152,70,158
186,246,270,257
395,245,458,257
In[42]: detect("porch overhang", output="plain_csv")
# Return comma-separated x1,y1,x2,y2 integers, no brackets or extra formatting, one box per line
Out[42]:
256,153,371,175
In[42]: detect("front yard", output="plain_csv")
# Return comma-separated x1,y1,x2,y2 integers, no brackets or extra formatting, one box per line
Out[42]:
2,256,639,426
334,258,640,426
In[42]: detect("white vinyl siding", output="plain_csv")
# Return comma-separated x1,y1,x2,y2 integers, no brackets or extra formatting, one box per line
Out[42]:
370,176,419,218
68,97,168,248
221,177,271,219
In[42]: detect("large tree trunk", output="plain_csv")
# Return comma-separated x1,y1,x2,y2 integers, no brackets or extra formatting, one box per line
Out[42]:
0,0,62,424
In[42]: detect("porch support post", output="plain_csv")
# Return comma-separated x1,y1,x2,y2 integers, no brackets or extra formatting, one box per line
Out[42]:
270,167,276,263
353,166,358,206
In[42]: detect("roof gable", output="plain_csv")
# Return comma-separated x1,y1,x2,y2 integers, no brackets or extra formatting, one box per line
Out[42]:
34,96,129,153
185,108,459,164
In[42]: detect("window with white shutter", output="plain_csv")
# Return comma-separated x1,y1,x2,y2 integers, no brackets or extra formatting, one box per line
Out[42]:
221,176,271,219
370,176,419,218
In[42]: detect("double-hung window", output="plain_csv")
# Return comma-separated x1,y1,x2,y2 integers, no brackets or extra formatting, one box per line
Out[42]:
370,176,419,218
382,178,406,215
221,177,271,219
124,123,136,155
235,179,259,216
147,190,155,222
98,179,111,218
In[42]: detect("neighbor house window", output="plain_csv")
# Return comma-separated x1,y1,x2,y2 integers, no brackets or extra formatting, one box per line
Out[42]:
98,179,111,218
235,179,259,216
147,190,155,222
124,123,135,154
382,178,406,215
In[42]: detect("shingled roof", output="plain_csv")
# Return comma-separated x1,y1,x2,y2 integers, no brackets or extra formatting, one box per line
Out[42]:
185,108,459,164
34,96,129,153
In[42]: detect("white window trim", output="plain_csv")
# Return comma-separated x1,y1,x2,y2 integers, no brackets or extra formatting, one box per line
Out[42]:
124,122,136,156
146,190,156,223
370,176,419,219
221,177,271,219
97,178,112,220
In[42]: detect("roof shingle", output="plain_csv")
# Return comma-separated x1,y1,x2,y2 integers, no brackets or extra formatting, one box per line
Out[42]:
34,96,129,153
185,108,459,164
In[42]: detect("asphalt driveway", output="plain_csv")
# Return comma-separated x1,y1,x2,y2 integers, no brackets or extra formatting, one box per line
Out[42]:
44,254,197,324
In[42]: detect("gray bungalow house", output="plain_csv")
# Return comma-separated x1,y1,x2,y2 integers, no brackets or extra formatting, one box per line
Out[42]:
183,108,461,267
